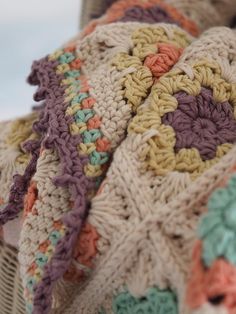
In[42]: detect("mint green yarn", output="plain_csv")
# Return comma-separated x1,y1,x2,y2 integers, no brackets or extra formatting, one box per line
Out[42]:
76,109,94,123
198,173,236,266
72,93,88,105
26,303,33,314
65,70,81,78
27,277,37,292
49,230,61,246
112,288,178,314
35,252,48,268
90,151,109,165
59,52,75,64
83,130,101,143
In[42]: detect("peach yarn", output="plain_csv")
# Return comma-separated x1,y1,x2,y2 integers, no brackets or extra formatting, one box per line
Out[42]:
144,43,183,78
187,241,236,314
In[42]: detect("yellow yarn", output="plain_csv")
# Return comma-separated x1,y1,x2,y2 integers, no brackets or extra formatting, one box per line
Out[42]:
56,64,70,75
64,93,77,103
112,26,191,112
84,164,103,177
66,103,82,116
132,27,191,60
129,61,236,177
70,122,87,135
48,50,64,61
79,143,96,155
123,66,153,110
6,112,38,164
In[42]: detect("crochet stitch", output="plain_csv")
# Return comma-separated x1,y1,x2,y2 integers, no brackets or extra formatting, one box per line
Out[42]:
1,1,236,314
186,169,236,313
60,26,236,314
19,22,191,314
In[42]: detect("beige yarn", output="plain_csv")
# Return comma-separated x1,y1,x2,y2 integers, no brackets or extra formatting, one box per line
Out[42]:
18,148,88,312
192,304,228,314
165,0,236,31
0,112,38,203
0,3,236,312
18,149,71,302
176,26,236,83
0,120,17,201
77,22,192,149
60,26,236,314
63,136,236,314
82,0,236,37
0,22,192,314
80,0,236,32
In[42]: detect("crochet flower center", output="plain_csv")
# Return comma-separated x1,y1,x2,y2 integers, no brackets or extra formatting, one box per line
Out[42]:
162,87,236,160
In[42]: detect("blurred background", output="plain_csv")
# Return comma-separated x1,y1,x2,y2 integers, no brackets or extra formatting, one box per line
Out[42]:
0,0,81,120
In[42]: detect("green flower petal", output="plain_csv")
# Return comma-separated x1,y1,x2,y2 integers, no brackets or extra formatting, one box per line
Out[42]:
208,187,231,213
228,174,236,189
202,226,234,266
198,212,222,238
224,202,236,229
224,236,236,265
133,302,154,314
113,288,177,314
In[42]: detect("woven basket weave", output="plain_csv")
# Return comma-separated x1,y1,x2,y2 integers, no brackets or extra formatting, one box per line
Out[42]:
80,0,117,28
0,241,25,314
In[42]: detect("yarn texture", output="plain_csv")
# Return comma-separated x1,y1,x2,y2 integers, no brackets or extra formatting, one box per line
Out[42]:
0,0,236,314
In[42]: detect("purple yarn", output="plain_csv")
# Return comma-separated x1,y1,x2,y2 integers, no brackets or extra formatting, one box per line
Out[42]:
0,129,41,224
162,87,236,160
120,5,177,24
27,56,96,314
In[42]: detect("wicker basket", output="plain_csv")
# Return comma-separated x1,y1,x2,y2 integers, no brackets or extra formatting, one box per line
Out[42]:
80,0,117,28
0,241,25,314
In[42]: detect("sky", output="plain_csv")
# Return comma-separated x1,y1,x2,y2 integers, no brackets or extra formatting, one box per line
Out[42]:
0,0,81,120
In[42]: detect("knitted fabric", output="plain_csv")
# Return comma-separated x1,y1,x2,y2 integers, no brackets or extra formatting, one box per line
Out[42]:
0,1,236,314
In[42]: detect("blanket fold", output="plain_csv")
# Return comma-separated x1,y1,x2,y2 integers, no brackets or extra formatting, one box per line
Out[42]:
0,0,236,314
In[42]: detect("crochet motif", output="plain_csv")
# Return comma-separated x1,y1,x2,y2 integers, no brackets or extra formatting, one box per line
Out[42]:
129,62,236,177
199,174,236,266
82,0,199,37
0,113,40,221
1,2,236,314
162,88,236,161
186,168,236,313
112,288,178,314
187,242,236,313
144,43,183,79
112,26,190,111
61,23,190,286
18,23,191,314
65,26,236,314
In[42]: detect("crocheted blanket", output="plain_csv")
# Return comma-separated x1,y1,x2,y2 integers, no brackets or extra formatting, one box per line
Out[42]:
0,0,236,314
